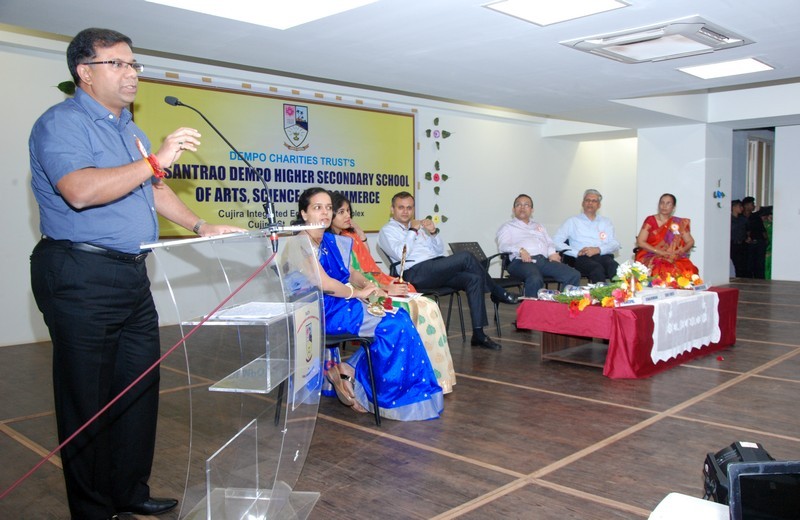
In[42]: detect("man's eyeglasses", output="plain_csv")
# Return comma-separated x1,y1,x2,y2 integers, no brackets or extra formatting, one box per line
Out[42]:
583,199,601,204
514,202,532,208
83,60,144,74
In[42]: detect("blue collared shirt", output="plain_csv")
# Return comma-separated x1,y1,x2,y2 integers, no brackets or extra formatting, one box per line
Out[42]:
552,213,620,257
29,88,159,253
378,218,445,269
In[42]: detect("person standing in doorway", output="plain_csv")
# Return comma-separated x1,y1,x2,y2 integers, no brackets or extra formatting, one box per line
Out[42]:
742,196,767,278
730,199,748,277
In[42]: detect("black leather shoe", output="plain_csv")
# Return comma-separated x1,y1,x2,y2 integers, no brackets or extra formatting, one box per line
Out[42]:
471,335,502,350
491,291,519,305
118,497,178,516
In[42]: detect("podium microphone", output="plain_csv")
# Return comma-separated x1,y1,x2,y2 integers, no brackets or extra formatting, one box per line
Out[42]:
164,95,280,252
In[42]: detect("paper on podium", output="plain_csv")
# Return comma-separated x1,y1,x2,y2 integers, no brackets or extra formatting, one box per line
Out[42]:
390,293,423,303
214,302,289,320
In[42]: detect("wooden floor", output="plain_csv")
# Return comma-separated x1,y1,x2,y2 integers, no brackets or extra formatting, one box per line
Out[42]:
2,279,799,519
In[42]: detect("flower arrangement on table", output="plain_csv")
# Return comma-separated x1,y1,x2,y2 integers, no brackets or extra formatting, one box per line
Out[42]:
553,283,626,313
615,260,650,297
650,271,704,290
554,260,650,310
553,260,705,313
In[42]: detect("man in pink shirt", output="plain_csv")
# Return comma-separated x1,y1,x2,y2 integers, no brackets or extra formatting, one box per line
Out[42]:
496,194,580,296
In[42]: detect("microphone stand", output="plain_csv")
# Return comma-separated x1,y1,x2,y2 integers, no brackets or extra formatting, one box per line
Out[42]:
165,97,281,252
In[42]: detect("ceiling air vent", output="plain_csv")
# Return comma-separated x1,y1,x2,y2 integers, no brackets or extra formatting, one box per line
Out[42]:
560,16,753,63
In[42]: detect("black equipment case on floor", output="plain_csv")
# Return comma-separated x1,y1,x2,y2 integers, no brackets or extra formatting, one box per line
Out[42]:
703,441,774,504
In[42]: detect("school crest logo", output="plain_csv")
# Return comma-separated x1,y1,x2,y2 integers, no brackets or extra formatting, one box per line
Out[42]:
284,104,310,151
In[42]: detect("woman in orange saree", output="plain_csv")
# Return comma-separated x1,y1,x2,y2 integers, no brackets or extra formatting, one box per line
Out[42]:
635,193,699,279
329,192,456,393
329,195,416,295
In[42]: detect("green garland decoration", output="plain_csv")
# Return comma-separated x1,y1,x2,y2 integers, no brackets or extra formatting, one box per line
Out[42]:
552,281,623,304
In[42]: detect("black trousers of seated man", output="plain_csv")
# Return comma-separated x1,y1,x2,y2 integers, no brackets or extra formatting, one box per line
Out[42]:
571,253,619,283
403,250,503,333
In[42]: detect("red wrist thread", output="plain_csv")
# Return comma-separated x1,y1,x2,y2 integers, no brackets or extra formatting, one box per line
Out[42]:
145,154,167,178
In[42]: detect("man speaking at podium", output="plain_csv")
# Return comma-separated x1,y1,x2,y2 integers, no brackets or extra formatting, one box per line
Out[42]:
29,28,241,519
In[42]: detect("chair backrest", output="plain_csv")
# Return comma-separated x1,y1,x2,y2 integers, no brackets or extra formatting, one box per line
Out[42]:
448,242,488,267
378,247,402,277
499,252,514,278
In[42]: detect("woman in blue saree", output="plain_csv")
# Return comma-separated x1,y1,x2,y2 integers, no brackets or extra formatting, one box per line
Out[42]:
298,187,443,421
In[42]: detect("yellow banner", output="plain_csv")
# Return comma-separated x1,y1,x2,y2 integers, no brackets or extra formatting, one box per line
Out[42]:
134,81,415,235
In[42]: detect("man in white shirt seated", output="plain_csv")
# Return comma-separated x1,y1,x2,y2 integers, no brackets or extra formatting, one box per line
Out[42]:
378,191,517,351
553,189,620,283
496,194,581,297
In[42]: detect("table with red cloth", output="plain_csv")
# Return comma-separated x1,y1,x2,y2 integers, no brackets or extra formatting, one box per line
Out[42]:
515,287,739,379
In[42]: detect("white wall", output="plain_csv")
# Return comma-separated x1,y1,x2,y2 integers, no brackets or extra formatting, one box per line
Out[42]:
636,125,733,286
1,33,73,346
704,125,735,284
551,138,639,261
389,113,639,275
414,111,546,253
772,126,800,281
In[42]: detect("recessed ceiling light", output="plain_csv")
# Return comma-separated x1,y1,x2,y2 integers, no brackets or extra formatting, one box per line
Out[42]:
484,0,629,27
144,0,377,30
678,58,773,79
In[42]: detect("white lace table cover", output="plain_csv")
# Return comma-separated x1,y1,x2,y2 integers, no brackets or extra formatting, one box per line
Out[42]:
649,291,721,363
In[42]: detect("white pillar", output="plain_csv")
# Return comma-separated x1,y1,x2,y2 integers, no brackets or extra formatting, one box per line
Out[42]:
637,125,732,286
772,126,800,281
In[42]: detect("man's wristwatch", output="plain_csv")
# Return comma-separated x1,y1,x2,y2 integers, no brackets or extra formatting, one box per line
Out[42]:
192,219,206,234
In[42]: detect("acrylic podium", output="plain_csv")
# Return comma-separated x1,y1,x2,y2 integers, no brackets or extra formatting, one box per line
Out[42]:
143,231,323,520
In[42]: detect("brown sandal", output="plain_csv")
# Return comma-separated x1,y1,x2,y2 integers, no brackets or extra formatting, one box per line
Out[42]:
325,363,355,407
339,372,367,413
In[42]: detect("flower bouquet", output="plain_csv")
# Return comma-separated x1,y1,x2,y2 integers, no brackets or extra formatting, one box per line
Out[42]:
616,260,650,296
650,271,704,290
551,258,706,314
553,260,652,311
366,292,393,317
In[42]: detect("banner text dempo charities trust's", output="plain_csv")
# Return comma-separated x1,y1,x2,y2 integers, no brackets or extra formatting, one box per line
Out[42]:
230,151,355,168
